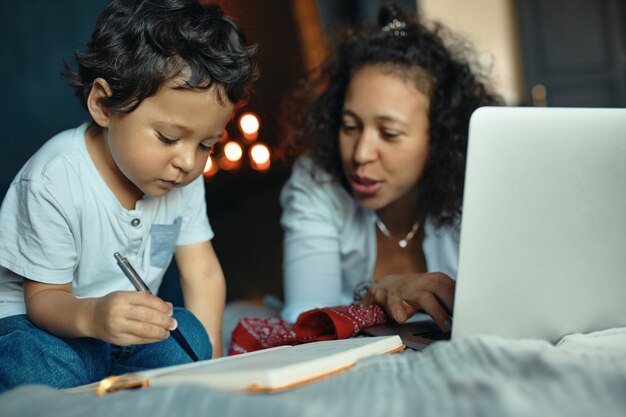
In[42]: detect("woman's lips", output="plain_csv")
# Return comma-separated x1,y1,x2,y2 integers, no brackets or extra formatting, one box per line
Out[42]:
350,175,383,198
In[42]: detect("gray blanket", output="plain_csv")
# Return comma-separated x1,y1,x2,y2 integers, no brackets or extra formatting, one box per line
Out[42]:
2,327,626,417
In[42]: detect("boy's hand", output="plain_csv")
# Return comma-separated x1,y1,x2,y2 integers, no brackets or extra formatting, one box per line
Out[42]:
90,291,177,346
24,280,176,344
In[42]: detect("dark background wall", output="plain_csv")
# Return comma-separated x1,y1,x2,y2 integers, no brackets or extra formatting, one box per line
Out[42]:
0,1,109,180
515,0,626,107
317,0,416,30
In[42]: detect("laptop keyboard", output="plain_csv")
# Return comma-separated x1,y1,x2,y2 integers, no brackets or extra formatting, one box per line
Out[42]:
413,330,450,341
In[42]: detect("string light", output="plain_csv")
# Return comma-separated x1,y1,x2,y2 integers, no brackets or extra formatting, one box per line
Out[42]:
239,112,260,141
223,141,243,162
203,154,218,176
249,143,271,171
206,111,272,178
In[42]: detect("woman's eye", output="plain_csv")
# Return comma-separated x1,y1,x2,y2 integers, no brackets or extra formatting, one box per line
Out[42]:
381,130,401,139
157,132,177,145
341,123,358,133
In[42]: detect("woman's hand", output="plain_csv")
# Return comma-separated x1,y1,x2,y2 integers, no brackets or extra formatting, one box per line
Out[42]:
361,273,455,332
89,291,177,346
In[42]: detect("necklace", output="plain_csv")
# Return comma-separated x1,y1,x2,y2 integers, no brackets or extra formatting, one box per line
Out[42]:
375,216,420,248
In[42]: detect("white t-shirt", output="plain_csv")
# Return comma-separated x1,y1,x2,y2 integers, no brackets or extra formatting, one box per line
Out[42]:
0,123,213,319
280,156,461,322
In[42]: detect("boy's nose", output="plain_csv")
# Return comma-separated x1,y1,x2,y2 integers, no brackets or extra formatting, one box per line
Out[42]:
172,147,196,173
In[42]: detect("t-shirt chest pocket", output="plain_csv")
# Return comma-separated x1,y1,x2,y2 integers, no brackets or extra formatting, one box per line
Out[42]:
150,216,182,268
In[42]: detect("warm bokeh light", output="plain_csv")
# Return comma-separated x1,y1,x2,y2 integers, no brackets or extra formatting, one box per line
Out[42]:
204,111,271,174
249,143,271,171
203,155,218,176
239,112,260,141
239,113,260,134
223,141,243,162
249,143,270,164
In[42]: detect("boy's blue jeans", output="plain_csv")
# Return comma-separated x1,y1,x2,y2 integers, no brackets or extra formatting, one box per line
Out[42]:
0,307,211,393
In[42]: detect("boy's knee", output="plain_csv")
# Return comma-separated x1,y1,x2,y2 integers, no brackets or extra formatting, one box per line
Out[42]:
172,307,212,360
0,318,91,389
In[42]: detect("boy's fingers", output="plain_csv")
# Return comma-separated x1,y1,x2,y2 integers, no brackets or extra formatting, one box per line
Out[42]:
126,306,177,330
125,319,174,341
116,328,171,346
127,292,172,315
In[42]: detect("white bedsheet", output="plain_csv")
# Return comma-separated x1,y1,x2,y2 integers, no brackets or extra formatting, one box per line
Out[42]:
2,327,626,417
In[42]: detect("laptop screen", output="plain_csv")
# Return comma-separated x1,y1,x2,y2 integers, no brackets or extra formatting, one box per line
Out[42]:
452,107,626,343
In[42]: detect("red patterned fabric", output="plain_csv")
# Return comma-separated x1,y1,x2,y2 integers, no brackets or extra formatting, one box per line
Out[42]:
229,305,388,355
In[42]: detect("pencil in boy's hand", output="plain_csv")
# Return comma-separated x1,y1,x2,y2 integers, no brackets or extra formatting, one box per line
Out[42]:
113,252,199,362
114,252,151,293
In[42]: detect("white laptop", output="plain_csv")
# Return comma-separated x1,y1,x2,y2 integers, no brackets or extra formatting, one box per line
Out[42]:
452,106,626,343
365,106,626,348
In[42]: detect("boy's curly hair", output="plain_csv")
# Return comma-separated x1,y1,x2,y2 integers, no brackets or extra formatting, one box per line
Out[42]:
63,0,257,123
280,3,502,226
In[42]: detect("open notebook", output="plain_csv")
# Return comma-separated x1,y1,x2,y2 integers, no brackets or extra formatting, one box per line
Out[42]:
67,335,404,395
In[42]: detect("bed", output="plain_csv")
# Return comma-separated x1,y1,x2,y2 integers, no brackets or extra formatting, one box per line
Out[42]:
2,324,625,417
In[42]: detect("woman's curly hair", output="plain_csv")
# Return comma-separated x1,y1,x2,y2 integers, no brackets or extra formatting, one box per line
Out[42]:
63,0,257,129
280,3,502,226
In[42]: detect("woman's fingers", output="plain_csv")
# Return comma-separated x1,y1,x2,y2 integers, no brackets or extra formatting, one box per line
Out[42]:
382,294,417,323
366,273,456,326
420,285,455,317
415,291,452,333
425,273,456,314
370,282,419,323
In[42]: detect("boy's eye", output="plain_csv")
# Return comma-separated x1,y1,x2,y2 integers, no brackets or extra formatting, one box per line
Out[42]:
157,132,178,145
199,142,215,152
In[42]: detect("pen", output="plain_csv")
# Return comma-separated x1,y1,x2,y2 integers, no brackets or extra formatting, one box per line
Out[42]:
113,252,199,362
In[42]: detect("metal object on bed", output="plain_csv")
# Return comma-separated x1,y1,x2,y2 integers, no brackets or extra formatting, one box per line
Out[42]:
361,319,450,351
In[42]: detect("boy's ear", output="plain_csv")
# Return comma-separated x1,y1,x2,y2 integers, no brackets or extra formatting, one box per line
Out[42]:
86,78,114,128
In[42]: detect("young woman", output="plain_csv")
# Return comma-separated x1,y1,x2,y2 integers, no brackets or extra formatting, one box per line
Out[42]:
279,3,501,331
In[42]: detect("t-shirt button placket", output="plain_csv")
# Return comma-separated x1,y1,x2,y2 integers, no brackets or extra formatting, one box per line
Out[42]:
129,217,143,254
